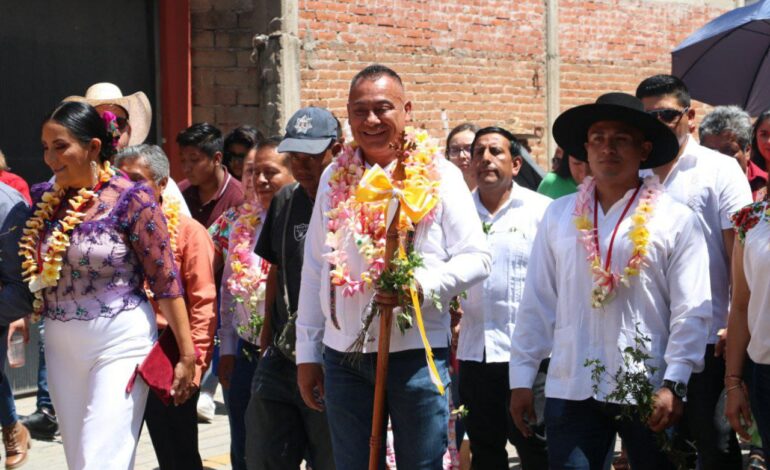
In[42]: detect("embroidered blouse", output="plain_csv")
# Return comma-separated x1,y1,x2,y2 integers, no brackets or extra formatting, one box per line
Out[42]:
31,176,183,321
732,200,770,364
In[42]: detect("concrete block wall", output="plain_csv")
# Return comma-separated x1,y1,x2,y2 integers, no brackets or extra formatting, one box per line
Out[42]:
190,0,261,132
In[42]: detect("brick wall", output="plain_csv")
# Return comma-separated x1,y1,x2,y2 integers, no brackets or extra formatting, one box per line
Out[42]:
189,0,735,165
297,0,732,166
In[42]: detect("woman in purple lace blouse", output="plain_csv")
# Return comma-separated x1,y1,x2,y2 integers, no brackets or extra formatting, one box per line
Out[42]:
31,101,197,469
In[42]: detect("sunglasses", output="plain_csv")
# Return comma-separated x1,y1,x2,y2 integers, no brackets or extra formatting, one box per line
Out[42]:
648,107,689,124
225,151,248,161
115,116,129,132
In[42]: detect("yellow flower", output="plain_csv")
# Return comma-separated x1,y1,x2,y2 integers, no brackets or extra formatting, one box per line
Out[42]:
40,262,61,284
575,216,592,231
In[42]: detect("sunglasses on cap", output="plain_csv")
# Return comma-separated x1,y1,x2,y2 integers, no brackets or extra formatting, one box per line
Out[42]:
648,107,689,124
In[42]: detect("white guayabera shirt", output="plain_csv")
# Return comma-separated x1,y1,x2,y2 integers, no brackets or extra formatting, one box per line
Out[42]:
457,183,551,363
509,187,712,403
295,155,491,364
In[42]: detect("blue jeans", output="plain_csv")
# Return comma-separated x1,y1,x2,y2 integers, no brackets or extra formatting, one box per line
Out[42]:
223,341,259,470
545,398,674,470
324,347,450,470
0,327,18,427
749,361,770,459
36,322,53,411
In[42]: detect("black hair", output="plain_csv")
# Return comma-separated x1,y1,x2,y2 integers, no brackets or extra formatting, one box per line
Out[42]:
257,135,292,168
224,125,263,152
176,122,223,158
555,152,573,179
446,123,480,153
635,74,691,109
750,109,770,171
350,64,403,92
256,135,284,152
470,126,523,160
44,101,116,163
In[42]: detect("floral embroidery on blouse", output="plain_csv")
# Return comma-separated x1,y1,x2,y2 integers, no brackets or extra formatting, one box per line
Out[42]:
30,176,183,321
208,207,239,258
732,200,769,245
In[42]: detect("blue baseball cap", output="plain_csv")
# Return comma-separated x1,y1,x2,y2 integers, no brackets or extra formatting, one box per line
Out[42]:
277,107,339,155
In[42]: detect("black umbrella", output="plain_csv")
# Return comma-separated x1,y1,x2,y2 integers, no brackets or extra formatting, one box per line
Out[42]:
672,0,770,116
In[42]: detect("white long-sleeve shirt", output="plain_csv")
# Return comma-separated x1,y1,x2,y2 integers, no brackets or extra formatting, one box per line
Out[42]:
641,136,751,344
296,155,491,364
457,184,551,363
509,185,711,402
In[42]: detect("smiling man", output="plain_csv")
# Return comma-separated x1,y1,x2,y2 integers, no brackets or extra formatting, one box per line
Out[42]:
636,75,752,470
296,64,491,469
509,93,711,469
459,127,551,469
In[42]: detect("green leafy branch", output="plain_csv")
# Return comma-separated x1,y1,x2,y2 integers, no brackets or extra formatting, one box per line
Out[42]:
584,323,687,467
375,250,424,335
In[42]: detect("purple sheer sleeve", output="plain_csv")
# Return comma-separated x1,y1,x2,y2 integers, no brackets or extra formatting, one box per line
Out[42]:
124,184,184,299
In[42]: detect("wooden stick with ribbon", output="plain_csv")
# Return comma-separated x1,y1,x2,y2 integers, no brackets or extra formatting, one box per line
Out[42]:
354,139,443,470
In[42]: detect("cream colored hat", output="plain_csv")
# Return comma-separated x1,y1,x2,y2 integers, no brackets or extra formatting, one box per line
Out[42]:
65,83,152,146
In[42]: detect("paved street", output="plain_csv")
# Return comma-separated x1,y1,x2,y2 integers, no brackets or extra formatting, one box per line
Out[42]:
13,388,233,470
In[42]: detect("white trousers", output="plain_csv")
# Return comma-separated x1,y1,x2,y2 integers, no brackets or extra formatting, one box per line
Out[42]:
45,303,156,470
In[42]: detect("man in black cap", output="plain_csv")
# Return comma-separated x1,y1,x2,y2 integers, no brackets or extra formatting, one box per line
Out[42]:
509,92,712,469
244,107,339,470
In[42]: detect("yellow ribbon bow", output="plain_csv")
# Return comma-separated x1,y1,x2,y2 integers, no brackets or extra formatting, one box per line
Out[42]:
354,164,438,224
354,164,445,395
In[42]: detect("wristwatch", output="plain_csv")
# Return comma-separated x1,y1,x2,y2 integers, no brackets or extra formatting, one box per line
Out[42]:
662,379,688,399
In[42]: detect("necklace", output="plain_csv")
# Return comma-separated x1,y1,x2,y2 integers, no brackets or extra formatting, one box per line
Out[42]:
226,202,269,306
323,127,442,297
573,176,661,307
19,162,116,317
162,195,181,252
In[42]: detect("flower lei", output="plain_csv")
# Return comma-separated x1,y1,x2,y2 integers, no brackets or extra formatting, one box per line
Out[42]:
162,195,181,253
226,202,269,312
323,127,442,296
19,162,116,318
573,175,662,308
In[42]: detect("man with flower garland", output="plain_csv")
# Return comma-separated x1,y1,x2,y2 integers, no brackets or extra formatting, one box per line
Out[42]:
509,92,712,469
115,144,217,470
296,64,491,469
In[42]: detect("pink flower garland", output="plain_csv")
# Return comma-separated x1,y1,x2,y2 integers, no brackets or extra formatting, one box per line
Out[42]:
226,202,269,303
323,127,442,297
573,176,662,307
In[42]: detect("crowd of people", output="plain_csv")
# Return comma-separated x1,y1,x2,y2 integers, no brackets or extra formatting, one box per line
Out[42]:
0,63,768,470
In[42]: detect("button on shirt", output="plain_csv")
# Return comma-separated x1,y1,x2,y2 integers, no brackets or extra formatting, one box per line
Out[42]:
509,185,711,402
641,136,751,344
296,154,491,364
457,184,551,363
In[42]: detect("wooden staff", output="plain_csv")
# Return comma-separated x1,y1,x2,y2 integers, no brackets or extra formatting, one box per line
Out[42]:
368,159,406,470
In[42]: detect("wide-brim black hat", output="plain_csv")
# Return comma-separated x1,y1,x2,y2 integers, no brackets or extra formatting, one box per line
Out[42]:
553,92,680,170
